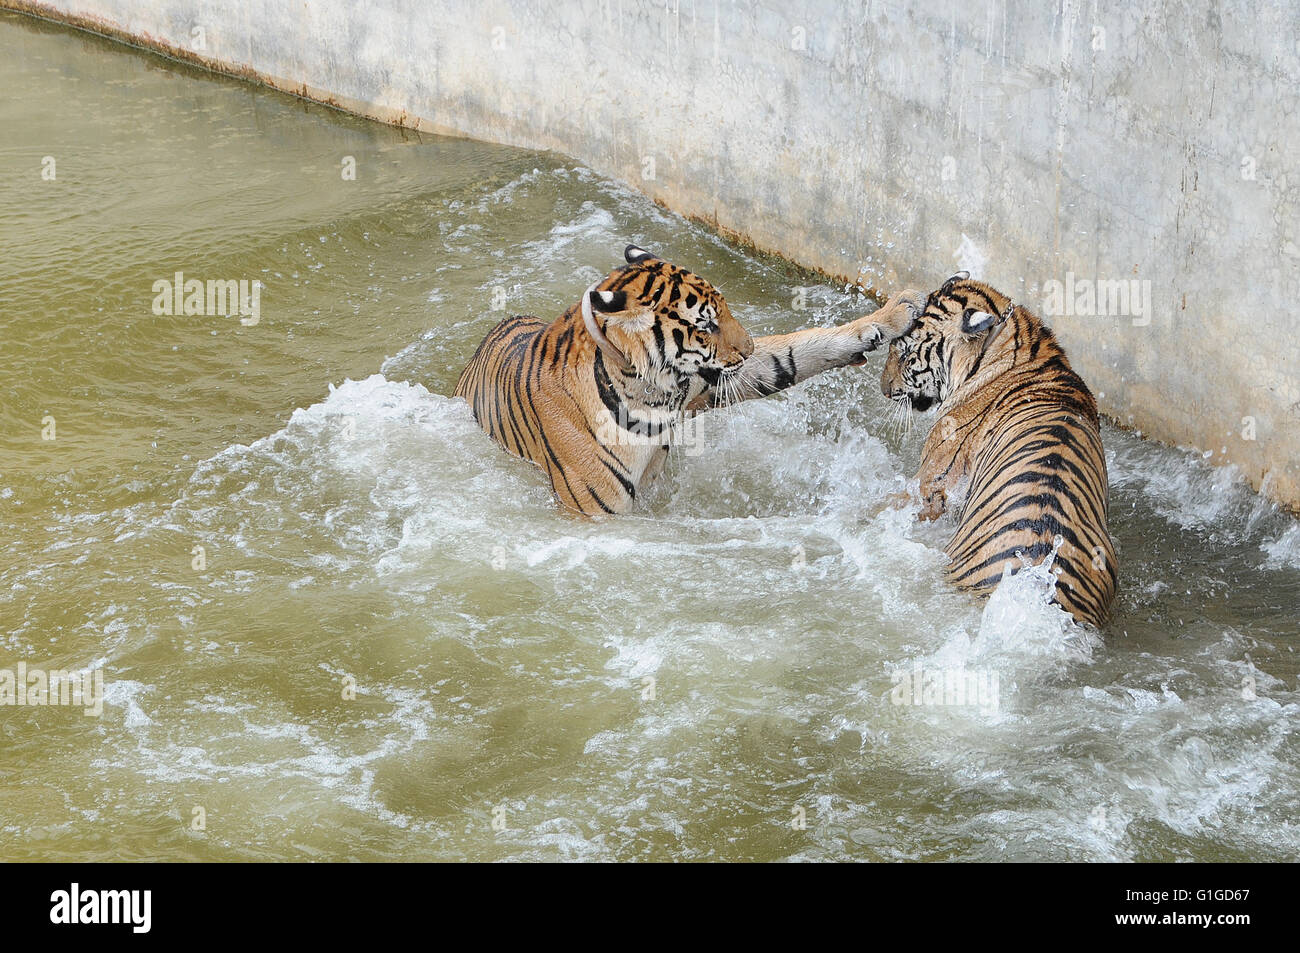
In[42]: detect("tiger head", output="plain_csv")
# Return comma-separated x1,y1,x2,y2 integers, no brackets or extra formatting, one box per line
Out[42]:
582,245,754,388
880,273,1016,412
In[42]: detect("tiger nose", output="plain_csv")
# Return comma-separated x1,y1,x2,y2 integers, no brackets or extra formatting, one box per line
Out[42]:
718,307,753,362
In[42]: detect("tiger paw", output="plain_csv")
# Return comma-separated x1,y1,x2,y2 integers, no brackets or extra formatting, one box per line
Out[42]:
854,324,887,357
917,496,947,521
856,288,925,353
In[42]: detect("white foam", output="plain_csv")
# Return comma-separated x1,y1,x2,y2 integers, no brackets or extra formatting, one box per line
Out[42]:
973,542,1101,667
519,202,619,261
103,679,153,729
1107,432,1276,539
1262,523,1300,569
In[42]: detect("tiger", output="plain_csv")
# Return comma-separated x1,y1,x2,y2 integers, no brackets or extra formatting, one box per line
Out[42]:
878,272,1118,627
454,243,924,515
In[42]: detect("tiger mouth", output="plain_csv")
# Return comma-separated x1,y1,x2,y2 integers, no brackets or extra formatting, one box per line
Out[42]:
893,392,934,412
706,361,745,384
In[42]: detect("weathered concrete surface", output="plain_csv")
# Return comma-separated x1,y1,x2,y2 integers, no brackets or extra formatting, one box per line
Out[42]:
7,0,1300,507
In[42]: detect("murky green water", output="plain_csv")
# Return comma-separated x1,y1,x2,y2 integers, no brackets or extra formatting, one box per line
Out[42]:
2,12,1298,862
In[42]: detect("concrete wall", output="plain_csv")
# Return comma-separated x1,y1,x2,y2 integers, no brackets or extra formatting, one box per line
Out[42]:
8,0,1300,508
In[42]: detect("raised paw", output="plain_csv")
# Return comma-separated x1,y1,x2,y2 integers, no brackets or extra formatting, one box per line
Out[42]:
877,287,925,327
857,288,925,352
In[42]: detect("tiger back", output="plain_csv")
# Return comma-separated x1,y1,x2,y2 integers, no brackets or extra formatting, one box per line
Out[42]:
881,274,1118,627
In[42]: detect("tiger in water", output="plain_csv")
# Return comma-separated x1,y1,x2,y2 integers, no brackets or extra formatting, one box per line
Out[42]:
879,273,1118,627
455,244,923,515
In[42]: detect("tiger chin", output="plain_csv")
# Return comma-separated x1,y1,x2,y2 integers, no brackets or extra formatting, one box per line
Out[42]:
454,243,924,516
880,273,1118,628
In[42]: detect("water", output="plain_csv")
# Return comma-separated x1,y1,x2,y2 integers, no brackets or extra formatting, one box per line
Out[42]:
2,12,1298,862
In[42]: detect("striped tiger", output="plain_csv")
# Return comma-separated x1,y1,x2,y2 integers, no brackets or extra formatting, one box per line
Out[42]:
879,273,1118,626
454,244,923,515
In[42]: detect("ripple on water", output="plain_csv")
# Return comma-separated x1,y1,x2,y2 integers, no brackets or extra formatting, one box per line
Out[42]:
63,372,1294,861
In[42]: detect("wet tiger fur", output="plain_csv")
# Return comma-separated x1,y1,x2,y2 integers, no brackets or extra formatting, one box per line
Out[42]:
455,244,923,515
880,273,1118,627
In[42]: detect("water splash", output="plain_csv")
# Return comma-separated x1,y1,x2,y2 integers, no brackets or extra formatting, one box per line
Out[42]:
975,534,1100,666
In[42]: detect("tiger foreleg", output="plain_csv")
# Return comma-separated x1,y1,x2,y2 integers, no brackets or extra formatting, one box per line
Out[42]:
915,444,957,522
701,288,924,409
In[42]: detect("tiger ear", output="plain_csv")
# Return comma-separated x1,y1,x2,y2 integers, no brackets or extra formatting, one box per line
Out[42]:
961,309,999,335
588,288,628,313
624,244,657,264
942,271,970,293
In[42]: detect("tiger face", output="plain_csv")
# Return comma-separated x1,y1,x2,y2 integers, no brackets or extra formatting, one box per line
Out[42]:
586,245,754,386
881,273,1013,412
